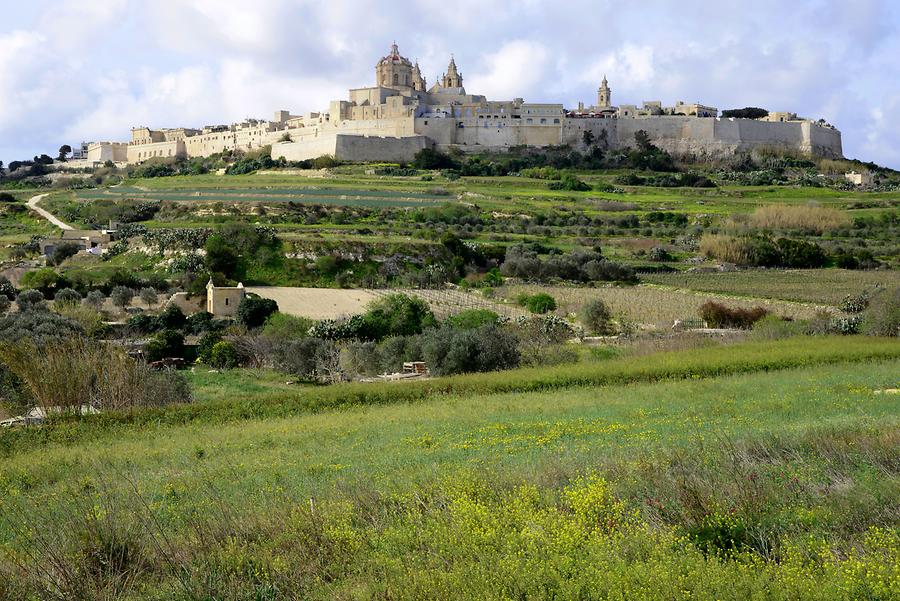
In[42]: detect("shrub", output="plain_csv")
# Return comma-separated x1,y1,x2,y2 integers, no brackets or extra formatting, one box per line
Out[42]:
16,289,45,312
861,287,899,337
185,311,216,335
361,293,436,340
0,276,16,300
839,291,870,313
236,296,279,329
139,287,159,307
144,329,185,362
523,293,557,314
774,237,826,268
262,313,314,341
84,290,106,310
547,174,590,191
19,268,68,297
579,299,613,335
445,309,499,330
699,301,769,329
0,310,82,344
274,337,340,382
377,335,421,373
155,305,186,331
196,331,223,364
110,286,135,309
50,241,82,266
750,315,805,340
208,341,239,369
0,338,190,411
421,325,520,376
0,295,9,314
53,288,81,307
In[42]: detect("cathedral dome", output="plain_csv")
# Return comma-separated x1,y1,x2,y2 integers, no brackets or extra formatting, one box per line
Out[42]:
377,42,412,68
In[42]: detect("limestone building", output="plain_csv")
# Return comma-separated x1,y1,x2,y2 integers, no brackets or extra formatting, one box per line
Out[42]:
206,279,245,317
113,43,843,164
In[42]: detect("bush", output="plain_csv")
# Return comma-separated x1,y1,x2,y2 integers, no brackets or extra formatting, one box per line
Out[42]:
547,174,590,191
412,148,458,170
0,310,83,344
274,337,340,382
262,313,314,341
861,287,899,337
185,311,216,335
0,338,190,412
361,293,436,340
699,301,769,329
208,341,239,369
53,288,81,307
16,289,45,312
750,315,805,340
50,241,82,266
110,286,135,309
0,295,9,314
144,329,185,362
236,296,279,329
579,299,613,335
155,305,186,331
421,325,520,376
445,309,499,330
84,290,106,311
522,293,557,314
19,268,68,297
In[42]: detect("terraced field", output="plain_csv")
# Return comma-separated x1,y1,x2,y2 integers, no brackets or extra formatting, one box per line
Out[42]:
76,186,449,207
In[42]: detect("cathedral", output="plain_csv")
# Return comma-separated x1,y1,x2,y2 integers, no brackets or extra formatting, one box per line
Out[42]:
113,42,842,166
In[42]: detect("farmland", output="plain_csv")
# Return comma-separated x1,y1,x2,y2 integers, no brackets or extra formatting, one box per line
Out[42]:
1,147,898,599
0,342,898,598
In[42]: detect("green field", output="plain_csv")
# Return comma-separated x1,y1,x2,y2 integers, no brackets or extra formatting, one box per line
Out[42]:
1,338,898,599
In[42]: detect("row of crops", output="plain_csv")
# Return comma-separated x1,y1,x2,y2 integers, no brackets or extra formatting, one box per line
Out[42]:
76,187,449,207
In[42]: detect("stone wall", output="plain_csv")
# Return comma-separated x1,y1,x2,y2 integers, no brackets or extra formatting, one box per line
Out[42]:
561,116,842,158
273,134,427,163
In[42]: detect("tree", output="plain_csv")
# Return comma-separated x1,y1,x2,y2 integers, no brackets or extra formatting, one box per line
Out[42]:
204,234,243,280
236,295,279,329
361,293,435,340
582,130,595,147
58,144,72,161
721,107,769,119
16,289,46,312
0,276,16,300
139,287,159,308
110,286,135,310
19,268,67,297
144,329,185,361
421,325,519,376
50,241,81,266
84,290,106,310
445,309,499,330
155,304,186,330
53,288,81,308
579,299,613,335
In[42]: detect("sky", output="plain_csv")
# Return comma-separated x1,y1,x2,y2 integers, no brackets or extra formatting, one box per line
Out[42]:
1,0,899,168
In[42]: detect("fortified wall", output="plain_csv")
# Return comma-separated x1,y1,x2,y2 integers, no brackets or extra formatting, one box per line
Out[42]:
112,43,844,165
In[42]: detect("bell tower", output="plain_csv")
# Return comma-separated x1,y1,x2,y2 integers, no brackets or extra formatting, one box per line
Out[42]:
441,56,463,88
597,75,611,109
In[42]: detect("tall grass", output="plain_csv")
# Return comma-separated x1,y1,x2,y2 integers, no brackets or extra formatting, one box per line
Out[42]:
748,204,850,233
700,234,752,264
2,424,897,599
0,336,897,455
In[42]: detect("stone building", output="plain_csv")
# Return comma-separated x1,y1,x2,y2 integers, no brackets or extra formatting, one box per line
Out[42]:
206,279,245,317
113,42,843,164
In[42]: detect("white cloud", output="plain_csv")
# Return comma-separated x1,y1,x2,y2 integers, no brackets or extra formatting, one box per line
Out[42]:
467,40,550,100
1,0,899,167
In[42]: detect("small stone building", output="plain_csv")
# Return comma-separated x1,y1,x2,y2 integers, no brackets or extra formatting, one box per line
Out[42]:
206,278,245,317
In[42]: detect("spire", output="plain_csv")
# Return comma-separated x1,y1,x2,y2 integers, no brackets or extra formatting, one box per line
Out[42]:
391,41,399,56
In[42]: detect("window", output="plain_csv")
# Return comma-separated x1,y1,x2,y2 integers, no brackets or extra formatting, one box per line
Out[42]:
553,118,560,124
540,118,547,124
526,118,533,124
224,298,229,306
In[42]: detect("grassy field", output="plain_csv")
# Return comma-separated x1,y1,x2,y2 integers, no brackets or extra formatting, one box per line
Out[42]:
0,340,897,598
643,269,900,305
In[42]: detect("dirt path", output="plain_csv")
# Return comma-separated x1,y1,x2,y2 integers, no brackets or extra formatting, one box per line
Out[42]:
26,193,72,230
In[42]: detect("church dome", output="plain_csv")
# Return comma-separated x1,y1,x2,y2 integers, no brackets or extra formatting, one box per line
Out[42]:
377,42,412,68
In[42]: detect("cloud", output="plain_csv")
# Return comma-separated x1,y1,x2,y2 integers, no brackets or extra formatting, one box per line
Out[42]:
467,40,550,99
1,0,899,167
